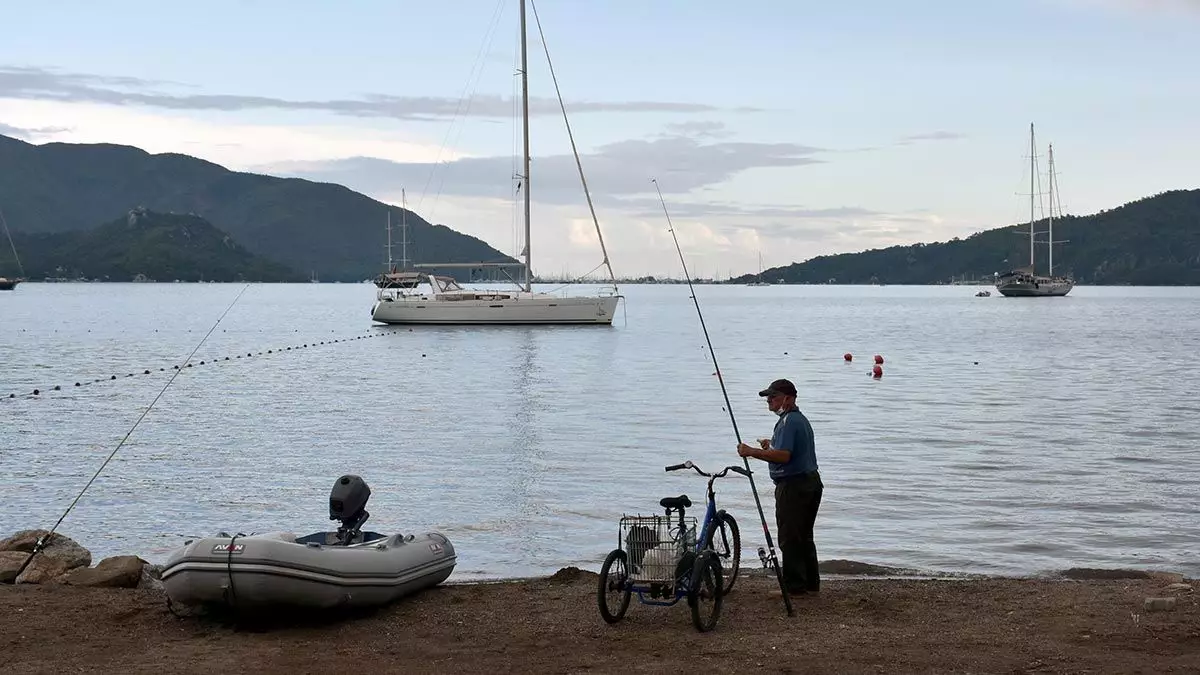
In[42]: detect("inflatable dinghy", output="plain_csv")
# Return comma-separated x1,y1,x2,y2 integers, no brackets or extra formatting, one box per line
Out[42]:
161,475,456,610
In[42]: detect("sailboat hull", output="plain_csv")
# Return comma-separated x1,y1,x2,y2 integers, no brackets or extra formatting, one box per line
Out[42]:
371,294,618,325
0,278,20,291
995,275,1074,297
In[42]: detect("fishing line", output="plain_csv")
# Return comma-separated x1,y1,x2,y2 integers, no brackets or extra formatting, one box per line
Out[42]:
651,179,794,616
13,283,252,579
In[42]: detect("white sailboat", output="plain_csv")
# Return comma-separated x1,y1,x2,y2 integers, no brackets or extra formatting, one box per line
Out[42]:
370,0,620,325
0,207,25,291
995,123,1075,298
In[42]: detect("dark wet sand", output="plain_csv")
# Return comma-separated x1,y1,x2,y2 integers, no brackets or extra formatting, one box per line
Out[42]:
2,567,1196,674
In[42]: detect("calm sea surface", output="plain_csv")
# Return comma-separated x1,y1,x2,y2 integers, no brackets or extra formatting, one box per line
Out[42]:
2,282,1198,580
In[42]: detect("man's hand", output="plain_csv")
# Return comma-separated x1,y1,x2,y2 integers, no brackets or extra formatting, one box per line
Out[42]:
758,438,771,450
737,442,758,458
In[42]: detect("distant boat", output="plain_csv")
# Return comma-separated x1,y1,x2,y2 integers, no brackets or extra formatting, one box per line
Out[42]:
0,206,25,291
995,123,1075,298
746,252,771,286
373,189,423,290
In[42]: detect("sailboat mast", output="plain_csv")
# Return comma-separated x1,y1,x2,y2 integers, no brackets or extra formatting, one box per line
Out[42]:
401,187,409,270
1047,144,1055,276
519,0,532,293
386,211,393,269
1029,123,1035,271
0,207,24,278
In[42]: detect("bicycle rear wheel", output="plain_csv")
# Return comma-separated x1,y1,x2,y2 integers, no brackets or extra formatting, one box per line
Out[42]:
597,549,632,624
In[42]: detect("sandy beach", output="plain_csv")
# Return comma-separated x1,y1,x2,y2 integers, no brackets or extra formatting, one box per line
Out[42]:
2,564,1196,675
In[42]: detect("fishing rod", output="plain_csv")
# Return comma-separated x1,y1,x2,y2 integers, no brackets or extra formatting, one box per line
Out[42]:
651,178,794,616
13,283,252,579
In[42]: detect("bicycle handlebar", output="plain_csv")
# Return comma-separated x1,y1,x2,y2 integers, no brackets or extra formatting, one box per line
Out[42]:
664,460,752,479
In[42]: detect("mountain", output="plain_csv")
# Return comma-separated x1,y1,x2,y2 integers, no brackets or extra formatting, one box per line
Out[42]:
1,207,302,282
0,134,518,281
728,189,1200,286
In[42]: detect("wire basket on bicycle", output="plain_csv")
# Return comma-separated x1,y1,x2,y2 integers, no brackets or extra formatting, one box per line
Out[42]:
618,514,697,583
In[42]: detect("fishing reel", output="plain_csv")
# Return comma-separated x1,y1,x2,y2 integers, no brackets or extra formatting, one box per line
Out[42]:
329,474,371,545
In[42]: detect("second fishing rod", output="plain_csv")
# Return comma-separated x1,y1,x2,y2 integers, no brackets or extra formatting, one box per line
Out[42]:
651,178,794,617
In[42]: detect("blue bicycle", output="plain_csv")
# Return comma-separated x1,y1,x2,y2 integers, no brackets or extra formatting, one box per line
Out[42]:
596,460,748,632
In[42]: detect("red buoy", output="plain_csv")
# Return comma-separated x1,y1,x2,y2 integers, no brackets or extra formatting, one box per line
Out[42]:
874,354,884,365
843,353,853,362
872,365,882,378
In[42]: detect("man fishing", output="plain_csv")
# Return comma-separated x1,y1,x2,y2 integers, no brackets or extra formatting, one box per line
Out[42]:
737,378,823,596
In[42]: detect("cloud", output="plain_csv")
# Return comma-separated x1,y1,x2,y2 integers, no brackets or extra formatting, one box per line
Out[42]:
612,199,882,221
257,127,826,210
832,130,966,153
659,121,734,140
0,65,759,121
898,130,966,143
0,121,70,140
1048,0,1200,14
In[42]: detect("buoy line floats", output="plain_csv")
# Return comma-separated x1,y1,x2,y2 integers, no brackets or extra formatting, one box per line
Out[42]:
3,327,423,401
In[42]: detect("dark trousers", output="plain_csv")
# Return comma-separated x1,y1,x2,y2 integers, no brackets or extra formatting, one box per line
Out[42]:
774,472,823,593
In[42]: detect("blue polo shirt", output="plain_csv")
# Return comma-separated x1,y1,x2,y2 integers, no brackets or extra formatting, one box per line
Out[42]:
769,408,818,482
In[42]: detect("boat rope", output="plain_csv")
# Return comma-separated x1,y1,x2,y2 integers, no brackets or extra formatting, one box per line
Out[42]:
2,326,416,401
415,0,509,222
528,0,619,291
224,532,242,611
537,261,606,292
12,284,252,580
651,178,795,617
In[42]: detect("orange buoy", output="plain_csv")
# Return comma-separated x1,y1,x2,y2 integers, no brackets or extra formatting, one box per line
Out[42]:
872,364,882,378
843,353,853,362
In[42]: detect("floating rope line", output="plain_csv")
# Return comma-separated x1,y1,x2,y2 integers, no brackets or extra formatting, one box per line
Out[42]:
12,283,250,579
3,326,420,401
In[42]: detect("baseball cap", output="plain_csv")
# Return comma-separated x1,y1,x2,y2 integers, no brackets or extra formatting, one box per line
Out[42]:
758,378,797,397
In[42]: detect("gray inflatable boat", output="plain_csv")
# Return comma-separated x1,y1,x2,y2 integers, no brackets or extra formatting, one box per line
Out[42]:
161,475,456,611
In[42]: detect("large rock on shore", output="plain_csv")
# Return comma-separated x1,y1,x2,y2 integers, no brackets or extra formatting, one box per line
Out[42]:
0,530,163,589
0,551,30,583
63,555,147,588
0,529,91,584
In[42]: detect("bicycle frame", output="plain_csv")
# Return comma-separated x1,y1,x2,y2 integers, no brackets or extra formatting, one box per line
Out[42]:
667,460,746,555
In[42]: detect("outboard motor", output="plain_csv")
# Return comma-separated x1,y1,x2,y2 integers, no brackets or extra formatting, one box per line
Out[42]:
329,474,371,545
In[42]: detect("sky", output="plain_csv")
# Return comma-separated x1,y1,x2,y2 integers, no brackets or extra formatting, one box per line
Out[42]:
0,0,1197,280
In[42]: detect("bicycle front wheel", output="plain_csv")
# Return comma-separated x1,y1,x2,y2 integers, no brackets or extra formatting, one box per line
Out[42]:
704,512,741,595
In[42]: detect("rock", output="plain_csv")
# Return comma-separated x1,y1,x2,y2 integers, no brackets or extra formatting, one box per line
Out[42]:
1144,597,1177,612
1060,568,1150,580
1148,571,1187,585
16,555,76,584
137,564,165,591
1,530,92,585
63,555,147,588
0,551,30,584
1163,583,1192,593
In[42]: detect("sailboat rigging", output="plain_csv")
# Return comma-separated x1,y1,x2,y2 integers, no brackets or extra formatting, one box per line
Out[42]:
0,207,25,291
746,252,770,286
369,0,620,325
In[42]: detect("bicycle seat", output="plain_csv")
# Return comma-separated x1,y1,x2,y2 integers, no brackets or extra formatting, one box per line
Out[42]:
659,495,692,510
